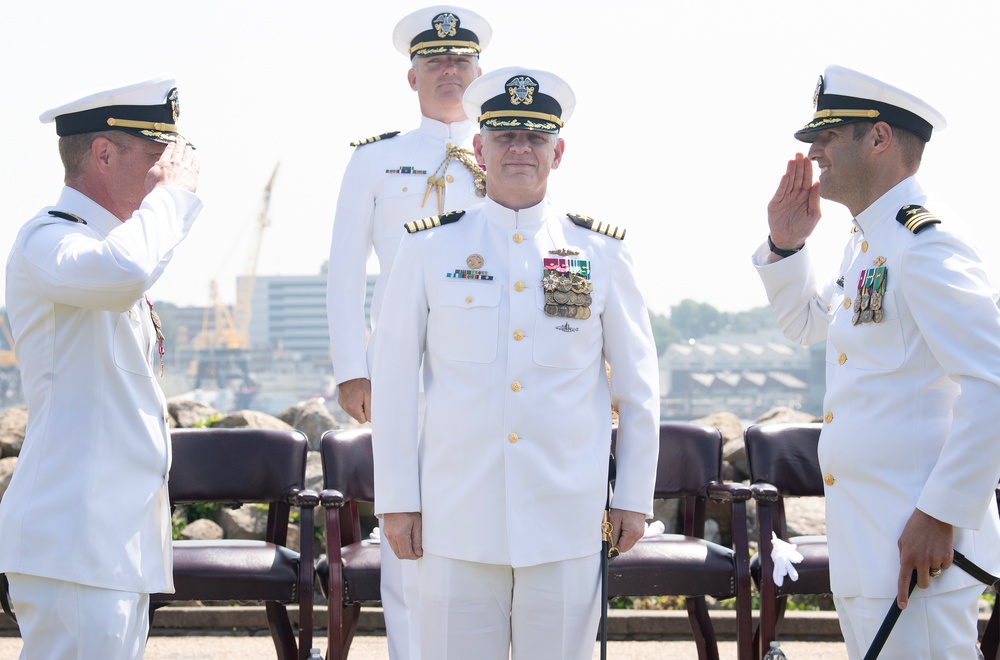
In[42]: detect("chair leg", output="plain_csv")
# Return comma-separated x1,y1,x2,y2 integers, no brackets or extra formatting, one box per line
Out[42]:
685,596,719,660
265,601,299,660
341,602,361,659
981,596,1000,660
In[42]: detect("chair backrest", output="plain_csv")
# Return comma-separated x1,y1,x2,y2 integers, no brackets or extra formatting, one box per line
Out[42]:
320,428,375,504
653,422,723,498
169,427,309,504
745,422,824,496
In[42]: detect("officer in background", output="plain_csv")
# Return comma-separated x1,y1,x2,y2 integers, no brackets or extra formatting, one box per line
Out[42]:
325,6,490,659
371,67,660,660
755,65,1000,658
0,76,202,659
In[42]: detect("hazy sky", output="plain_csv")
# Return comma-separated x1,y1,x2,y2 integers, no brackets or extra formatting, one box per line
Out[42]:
2,1,998,316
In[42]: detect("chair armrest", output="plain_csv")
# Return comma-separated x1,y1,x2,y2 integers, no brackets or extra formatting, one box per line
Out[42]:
750,481,780,504
320,489,346,508
706,480,752,504
291,488,320,509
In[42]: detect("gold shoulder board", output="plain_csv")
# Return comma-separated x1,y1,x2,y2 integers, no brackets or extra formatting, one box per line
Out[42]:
568,213,625,240
350,131,401,148
405,210,466,234
48,210,87,225
896,205,941,234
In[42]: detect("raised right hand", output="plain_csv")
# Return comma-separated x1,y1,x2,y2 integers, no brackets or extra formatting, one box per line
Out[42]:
146,140,200,194
767,153,821,255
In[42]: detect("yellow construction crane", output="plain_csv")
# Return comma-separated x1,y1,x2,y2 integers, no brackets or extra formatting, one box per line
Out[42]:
0,316,17,368
193,163,278,351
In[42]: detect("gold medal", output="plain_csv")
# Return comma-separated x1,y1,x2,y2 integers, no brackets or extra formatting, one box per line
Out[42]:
873,309,884,323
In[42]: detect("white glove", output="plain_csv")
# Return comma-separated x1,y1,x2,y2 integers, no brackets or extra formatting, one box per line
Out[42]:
367,526,381,544
770,531,803,587
643,520,666,537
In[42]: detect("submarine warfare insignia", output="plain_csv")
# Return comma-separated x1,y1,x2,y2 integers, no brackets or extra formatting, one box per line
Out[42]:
350,131,400,147
852,265,888,325
897,205,941,234
542,255,592,319
548,248,579,257
555,322,579,332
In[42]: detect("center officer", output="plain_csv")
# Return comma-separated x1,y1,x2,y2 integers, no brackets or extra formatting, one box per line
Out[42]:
370,67,660,660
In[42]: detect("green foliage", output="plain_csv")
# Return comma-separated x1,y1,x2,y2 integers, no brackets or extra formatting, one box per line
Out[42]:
647,301,779,354
192,413,224,428
171,502,224,540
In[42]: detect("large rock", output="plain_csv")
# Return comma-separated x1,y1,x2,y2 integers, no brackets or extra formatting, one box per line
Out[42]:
690,412,747,481
210,410,293,431
689,411,743,444
180,517,224,541
215,504,269,539
277,398,339,450
0,407,27,457
754,406,821,425
0,457,17,501
168,399,223,429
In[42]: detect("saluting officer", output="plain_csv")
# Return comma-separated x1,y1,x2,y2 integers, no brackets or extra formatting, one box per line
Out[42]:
755,65,1000,658
325,6,491,659
0,75,202,659
371,66,660,660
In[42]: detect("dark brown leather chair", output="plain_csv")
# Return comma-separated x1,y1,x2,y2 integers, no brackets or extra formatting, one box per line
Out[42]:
978,487,1000,660
150,427,319,660
745,422,829,660
606,422,754,660
315,428,381,660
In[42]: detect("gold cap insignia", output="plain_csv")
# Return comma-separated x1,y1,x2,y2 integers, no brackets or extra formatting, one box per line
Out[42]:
433,12,458,38
507,76,537,106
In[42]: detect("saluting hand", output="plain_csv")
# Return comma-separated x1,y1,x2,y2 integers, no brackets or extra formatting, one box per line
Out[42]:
146,140,200,194
767,153,821,260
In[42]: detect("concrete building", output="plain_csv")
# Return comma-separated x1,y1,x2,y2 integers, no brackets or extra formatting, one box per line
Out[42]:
660,330,824,420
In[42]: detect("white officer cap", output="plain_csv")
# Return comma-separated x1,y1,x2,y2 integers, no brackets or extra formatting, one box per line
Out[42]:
463,66,575,135
39,74,190,145
795,65,946,143
392,5,492,59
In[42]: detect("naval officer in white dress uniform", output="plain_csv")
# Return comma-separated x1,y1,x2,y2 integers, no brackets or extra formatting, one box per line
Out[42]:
325,6,491,659
0,75,202,660
754,65,1000,659
371,66,660,660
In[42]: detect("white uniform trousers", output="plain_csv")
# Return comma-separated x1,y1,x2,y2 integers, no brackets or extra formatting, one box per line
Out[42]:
7,573,149,660
835,583,984,659
380,518,421,660
418,551,602,660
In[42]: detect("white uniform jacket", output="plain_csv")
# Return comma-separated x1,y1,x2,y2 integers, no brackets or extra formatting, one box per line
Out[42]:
753,176,1000,599
0,185,203,594
371,197,660,568
327,117,482,385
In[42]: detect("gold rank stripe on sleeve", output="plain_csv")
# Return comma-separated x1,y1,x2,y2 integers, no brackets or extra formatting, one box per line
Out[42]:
896,205,942,234
349,131,401,148
567,213,626,240
404,210,466,234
